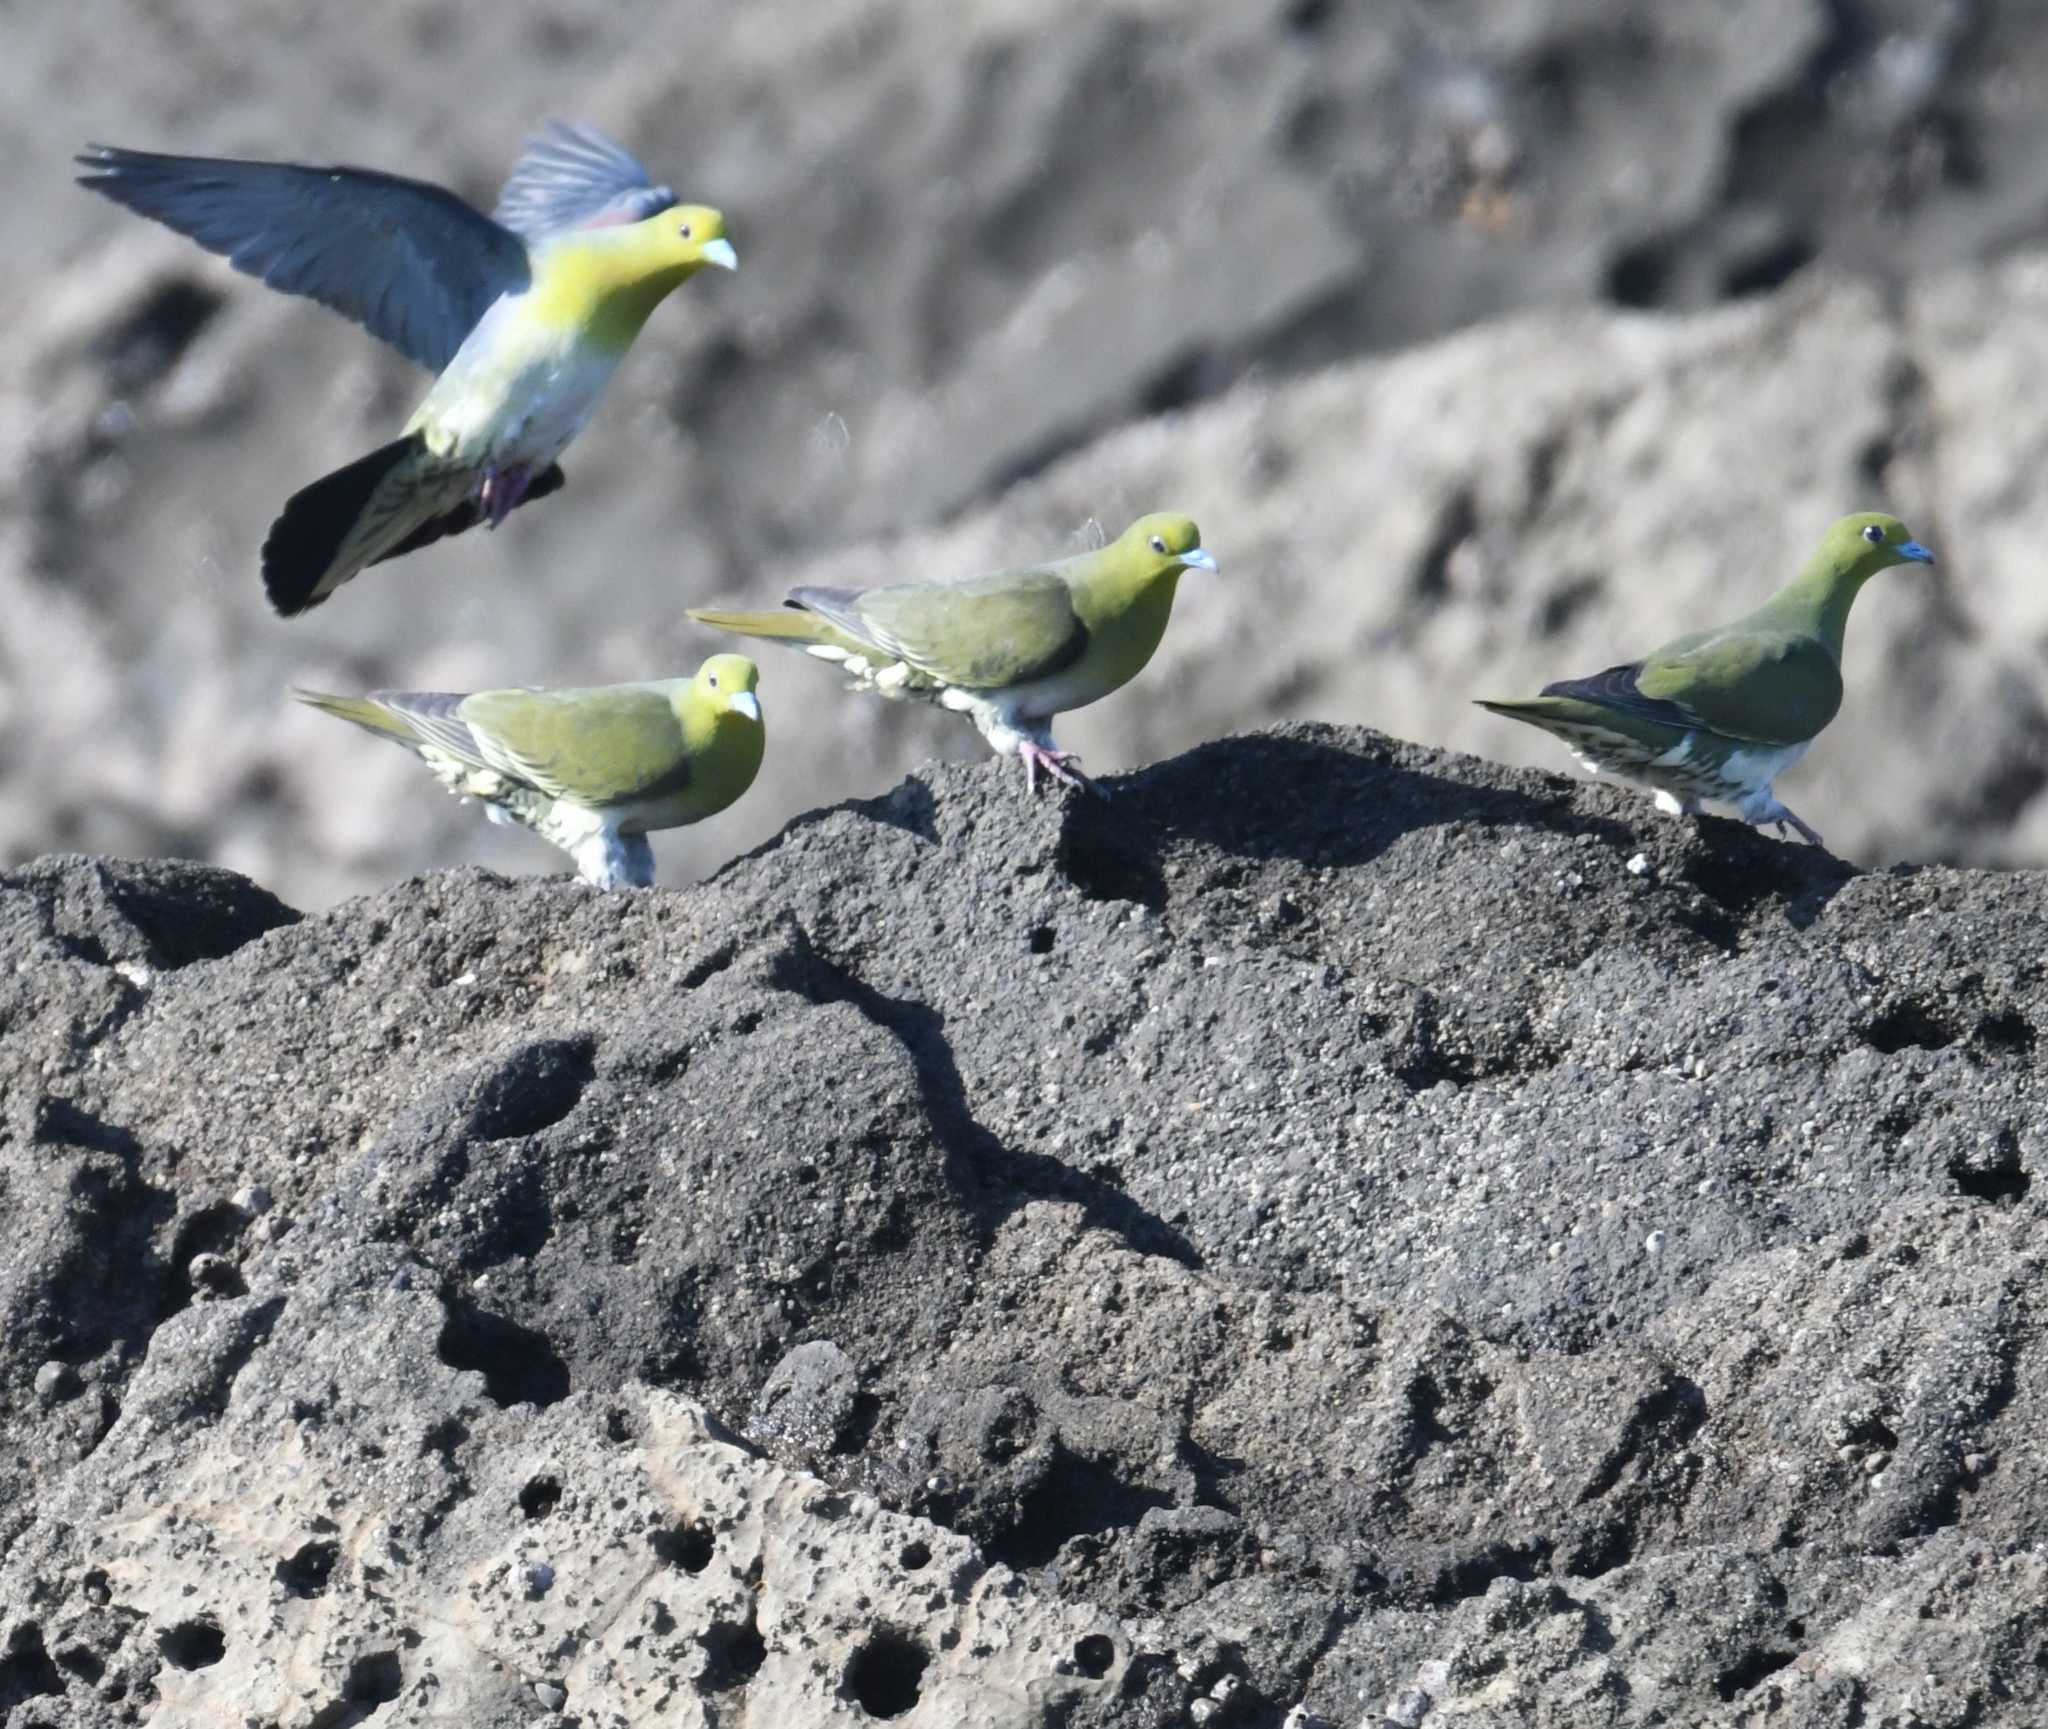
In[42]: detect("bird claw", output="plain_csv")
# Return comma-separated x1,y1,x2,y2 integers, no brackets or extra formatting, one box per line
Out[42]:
1019,740,1103,798
1759,806,1824,847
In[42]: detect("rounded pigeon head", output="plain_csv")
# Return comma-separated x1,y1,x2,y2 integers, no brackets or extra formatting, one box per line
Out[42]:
1827,511,1935,577
1120,512,1216,575
695,653,762,724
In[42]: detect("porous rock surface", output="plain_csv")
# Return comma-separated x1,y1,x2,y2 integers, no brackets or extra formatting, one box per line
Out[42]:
4,728,2046,1726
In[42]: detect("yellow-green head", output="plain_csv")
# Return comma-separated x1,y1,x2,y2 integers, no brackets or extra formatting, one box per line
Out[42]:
690,652,761,725
1113,512,1213,579
630,203,737,277
534,203,738,347
1773,511,1934,650
1807,512,1937,589
1057,514,1214,688
672,652,764,817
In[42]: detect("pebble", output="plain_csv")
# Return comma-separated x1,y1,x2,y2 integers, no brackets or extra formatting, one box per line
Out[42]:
1385,1685,1435,1728
1626,852,1651,877
533,1680,566,1711
1643,1230,1665,1255
187,1253,244,1300
1863,1452,1889,1477
34,1360,82,1407
233,1184,273,1217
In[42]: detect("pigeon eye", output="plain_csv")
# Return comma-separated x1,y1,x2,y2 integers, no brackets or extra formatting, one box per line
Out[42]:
679,222,694,240
1862,523,1886,545
1149,535,1167,554
708,674,719,688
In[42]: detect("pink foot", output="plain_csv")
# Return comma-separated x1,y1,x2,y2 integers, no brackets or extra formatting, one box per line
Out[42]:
1018,739,1102,797
479,462,533,529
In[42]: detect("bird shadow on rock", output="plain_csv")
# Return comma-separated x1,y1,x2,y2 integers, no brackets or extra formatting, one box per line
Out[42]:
1663,817,1857,943
1072,724,1639,881
762,917,1199,1270
1073,724,1859,948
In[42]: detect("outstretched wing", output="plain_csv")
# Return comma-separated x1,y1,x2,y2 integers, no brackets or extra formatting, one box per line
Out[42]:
77,145,528,372
460,684,691,808
792,566,1088,692
491,120,677,237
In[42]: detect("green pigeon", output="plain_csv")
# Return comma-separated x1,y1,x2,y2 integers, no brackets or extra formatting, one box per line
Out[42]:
688,513,1215,793
297,654,765,888
78,121,738,616
1476,512,1935,846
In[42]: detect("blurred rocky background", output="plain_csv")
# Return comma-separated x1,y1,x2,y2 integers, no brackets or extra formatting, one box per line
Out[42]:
6,0,2047,905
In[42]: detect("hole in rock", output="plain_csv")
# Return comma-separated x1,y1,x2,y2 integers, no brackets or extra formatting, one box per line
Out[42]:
652,1519,716,1574
1976,1010,2036,1058
898,1540,931,1572
1950,1152,2031,1206
1074,1634,1117,1679
990,1449,1174,1571
1861,1001,1957,1055
56,1641,104,1684
308,1649,404,1729
277,1539,339,1598
469,1038,596,1141
1846,1416,1900,1454
520,1475,563,1520
1721,233,1816,299
435,1296,569,1409
846,1628,930,1720
702,1611,768,1691
0,1623,63,1707
1028,925,1056,956
95,277,225,395
157,1617,226,1671
1605,240,1669,308
1715,1646,1796,1700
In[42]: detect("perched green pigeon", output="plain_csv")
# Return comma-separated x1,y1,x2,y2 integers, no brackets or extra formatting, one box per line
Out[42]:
78,121,738,617
297,654,764,888
1477,512,1934,845
688,513,1215,793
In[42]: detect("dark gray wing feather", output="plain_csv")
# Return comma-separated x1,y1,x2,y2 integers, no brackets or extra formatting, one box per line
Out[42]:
1541,661,1695,729
76,145,529,373
491,120,676,238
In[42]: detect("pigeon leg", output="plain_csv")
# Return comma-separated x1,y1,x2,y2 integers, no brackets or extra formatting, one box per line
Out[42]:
479,462,534,529
1752,797,1823,847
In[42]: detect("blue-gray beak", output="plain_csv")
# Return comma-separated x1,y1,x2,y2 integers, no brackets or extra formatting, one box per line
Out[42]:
1899,539,1935,565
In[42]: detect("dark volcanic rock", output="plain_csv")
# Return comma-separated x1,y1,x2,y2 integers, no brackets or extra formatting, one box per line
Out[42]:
2,727,2045,1725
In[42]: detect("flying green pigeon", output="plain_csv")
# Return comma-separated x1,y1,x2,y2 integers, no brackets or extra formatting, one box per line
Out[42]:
297,654,765,888
688,513,1215,793
1476,512,1934,846
78,121,738,617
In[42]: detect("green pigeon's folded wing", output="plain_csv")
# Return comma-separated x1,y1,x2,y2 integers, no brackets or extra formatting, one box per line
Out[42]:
491,120,677,238
1634,628,1843,746
348,690,492,766
76,146,529,373
795,568,1088,692
460,686,691,808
